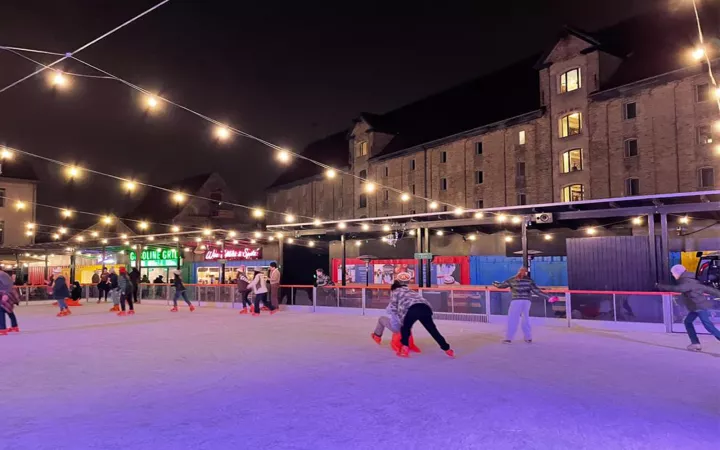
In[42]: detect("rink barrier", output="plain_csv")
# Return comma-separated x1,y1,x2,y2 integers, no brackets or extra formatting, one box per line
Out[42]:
18,283,715,333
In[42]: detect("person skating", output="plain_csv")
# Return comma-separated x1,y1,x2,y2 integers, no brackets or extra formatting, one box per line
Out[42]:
70,281,82,301
0,271,21,335
388,281,454,358
108,267,120,312
129,267,141,304
91,270,100,300
52,268,71,317
657,264,720,352
170,269,195,312
97,267,110,303
117,267,135,316
248,271,276,316
269,262,281,308
493,267,557,344
236,268,252,314
370,310,413,353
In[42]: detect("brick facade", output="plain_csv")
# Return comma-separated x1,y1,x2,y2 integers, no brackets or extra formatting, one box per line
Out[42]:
267,33,720,223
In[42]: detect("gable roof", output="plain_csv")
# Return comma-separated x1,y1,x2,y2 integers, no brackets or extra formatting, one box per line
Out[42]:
0,158,38,182
269,131,349,189
128,173,214,223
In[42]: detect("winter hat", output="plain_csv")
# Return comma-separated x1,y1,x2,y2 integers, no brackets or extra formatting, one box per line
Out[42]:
172,269,181,276
52,268,61,275
119,267,127,274
671,264,687,278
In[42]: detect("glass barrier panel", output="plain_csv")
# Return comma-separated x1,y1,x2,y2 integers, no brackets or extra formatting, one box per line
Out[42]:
672,295,720,325
315,286,339,307
365,288,392,310
567,293,614,321
28,285,51,302
418,290,451,313
291,287,313,306
339,288,362,308
488,291,513,315
614,294,663,323
216,286,233,304
449,289,487,315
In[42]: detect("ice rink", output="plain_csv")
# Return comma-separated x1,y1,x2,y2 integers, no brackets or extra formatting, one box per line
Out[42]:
1,303,719,450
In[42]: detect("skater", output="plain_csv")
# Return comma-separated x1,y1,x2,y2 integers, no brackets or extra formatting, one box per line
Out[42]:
129,267,141,304
117,267,135,316
388,281,454,358
170,269,195,312
269,262,281,308
91,270,100,299
52,268,71,317
658,264,720,351
493,267,557,344
108,267,120,312
0,271,20,335
248,270,276,316
70,281,82,301
370,310,415,353
97,267,109,303
236,267,252,314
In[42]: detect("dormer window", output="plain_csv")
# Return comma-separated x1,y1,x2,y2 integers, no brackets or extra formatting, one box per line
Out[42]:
560,68,581,94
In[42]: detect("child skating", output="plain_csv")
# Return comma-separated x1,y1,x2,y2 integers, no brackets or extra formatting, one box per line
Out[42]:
170,269,195,312
52,268,71,317
247,271,277,316
371,308,421,353
117,267,135,316
387,281,454,358
0,271,21,335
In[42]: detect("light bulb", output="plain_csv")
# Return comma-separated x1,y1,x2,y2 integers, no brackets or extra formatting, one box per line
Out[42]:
252,208,264,218
436,230,444,236
400,193,410,202
277,149,291,163
355,241,361,247
409,229,416,236
544,234,552,241
285,214,296,223
145,95,158,109
52,72,66,86
66,166,80,179
453,207,464,216
325,168,337,179
102,216,113,225
504,236,513,242
215,240,222,245
52,233,60,240
59,228,68,235
124,180,137,192
172,192,186,204
287,238,294,244
364,182,376,193
232,240,239,245
75,236,84,242
250,239,256,244
337,222,347,230
15,201,26,210
0,148,12,160
25,223,35,230
632,217,643,225
90,231,99,238
468,234,477,241
308,240,315,247
679,216,690,224
496,214,507,223
215,125,231,141
147,236,155,241
586,227,597,235
429,201,439,210
228,230,237,238
361,223,370,231
101,239,108,244
474,212,484,219
202,228,212,236
511,216,522,225
382,224,391,232
138,221,149,230
171,226,180,233
254,231,262,238
313,219,322,226
692,46,706,61
195,237,202,243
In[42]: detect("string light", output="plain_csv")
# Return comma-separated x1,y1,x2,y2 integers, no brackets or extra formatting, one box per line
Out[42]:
436,230,444,236
401,193,410,202
51,71,67,87
285,214,296,223
75,236,84,242
25,223,35,230
586,227,597,236
52,233,60,240
632,216,643,225
325,168,337,179
313,219,322,226
544,234,552,241
308,240,315,247
268,236,275,241
228,230,237,238
184,247,190,252
252,208,264,218
59,227,68,235
474,212,484,219
61,209,73,218
355,241,361,247
171,225,180,233
101,239,108,244
382,224,391,232
202,228,212,236
145,95,159,109
0,148,12,160
275,232,284,239
467,233,477,241
65,165,81,180
429,201,438,210
453,207,464,216
15,200,26,210
249,239,256,244
124,180,137,193
172,192,186,204
215,240,222,245
337,222,347,230
102,215,113,225
504,236,513,242
138,221,149,230
511,216,522,225
147,236,155,241
496,214,507,223
361,223,370,231
692,46,705,61
254,231,262,238
25,230,33,237
364,182,376,193
90,231,99,238
120,233,128,239
276,149,291,163
679,216,690,224
287,238,294,244
195,237,202,243
214,125,231,141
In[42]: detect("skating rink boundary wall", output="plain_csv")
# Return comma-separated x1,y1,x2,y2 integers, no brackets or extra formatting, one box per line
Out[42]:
17,283,720,334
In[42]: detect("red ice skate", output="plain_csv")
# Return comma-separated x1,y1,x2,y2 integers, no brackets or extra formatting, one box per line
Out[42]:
408,335,421,353
270,309,278,315
239,309,249,315
371,333,382,345
397,345,410,358
117,311,127,317
445,349,455,358
7,326,19,333
390,333,402,352
109,305,120,312
189,305,196,312
170,307,179,312
0,329,7,336
252,312,260,317
127,310,135,316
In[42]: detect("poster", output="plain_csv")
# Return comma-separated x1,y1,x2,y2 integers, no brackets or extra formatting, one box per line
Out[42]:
331,257,469,285
432,262,461,286
373,263,416,284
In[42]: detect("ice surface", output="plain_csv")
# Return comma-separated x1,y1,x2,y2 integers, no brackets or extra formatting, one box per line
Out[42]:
1,303,719,450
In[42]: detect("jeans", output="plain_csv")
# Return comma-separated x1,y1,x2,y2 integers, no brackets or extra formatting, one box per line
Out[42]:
374,316,400,336
506,299,532,341
120,293,134,312
111,289,120,306
240,290,251,308
253,292,274,314
56,296,67,310
684,309,720,344
0,309,17,330
173,290,191,307
400,303,450,351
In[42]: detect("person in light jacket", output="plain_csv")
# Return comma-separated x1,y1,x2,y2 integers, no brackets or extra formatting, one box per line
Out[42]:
268,262,281,308
248,271,276,316
170,269,195,313
493,267,557,344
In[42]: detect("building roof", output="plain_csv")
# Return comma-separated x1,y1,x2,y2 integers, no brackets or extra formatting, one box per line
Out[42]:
0,158,38,182
128,173,214,223
268,131,349,189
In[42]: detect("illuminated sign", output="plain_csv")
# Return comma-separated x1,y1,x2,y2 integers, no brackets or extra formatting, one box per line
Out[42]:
129,248,180,267
204,247,261,261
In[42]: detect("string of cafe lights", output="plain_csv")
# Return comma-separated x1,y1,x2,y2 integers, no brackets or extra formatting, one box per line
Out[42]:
691,0,720,115
0,45,479,220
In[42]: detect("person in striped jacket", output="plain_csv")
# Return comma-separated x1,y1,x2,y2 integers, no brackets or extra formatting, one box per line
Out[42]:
493,267,557,344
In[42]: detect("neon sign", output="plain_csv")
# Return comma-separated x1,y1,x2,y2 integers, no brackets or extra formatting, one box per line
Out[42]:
204,247,261,261
129,248,180,267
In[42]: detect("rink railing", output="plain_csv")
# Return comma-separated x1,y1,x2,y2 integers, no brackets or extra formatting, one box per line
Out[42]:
18,282,718,333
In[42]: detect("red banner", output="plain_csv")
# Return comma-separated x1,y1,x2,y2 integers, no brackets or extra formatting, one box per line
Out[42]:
204,247,262,261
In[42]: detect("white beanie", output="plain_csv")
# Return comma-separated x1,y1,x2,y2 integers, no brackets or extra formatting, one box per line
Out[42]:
52,268,61,275
671,264,686,278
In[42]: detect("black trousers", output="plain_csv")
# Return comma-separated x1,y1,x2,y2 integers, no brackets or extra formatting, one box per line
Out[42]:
241,290,251,308
400,303,450,351
120,293,134,312
132,285,139,303
0,309,18,329
98,284,109,301
253,293,275,314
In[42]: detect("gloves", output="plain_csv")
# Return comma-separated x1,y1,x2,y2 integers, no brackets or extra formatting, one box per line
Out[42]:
548,296,560,303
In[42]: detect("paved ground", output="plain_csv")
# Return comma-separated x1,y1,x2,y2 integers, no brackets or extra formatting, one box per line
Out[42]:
1,303,719,450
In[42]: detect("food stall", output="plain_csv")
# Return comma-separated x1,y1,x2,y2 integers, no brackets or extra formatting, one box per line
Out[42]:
190,245,275,283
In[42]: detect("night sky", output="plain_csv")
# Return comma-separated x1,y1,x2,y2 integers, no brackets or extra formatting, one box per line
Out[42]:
0,0,658,222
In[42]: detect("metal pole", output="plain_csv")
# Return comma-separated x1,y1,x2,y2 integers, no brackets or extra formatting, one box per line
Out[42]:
278,239,284,274
341,234,347,286
416,229,424,287
484,287,491,323
101,245,106,269
423,227,431,288
220,241,226,284
647,214,657,284
521,216,529,269
70,253,76,283
660,213,670,284
44,251,48,280
612,293,617,322
565,291,572,328
176,241,181,269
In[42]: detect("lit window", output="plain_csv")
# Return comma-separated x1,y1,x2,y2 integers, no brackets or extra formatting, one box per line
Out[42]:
409,159,416,171
697,125,713,145
475,142,483,155
559,112,582,138
518,130,526,145
517,193,527,205
441,178,448,191
359,194,367,208
624,139,638,158
561,149,583,173
561,184,584,202
699,167,715,188
560,68,581,93
475,171,484,184
625,178,640,196
356,141,368,157
624,102,637,120
696,84,711,103
441,151,447,163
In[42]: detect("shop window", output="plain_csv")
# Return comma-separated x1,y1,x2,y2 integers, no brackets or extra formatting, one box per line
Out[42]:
559,112,582,138
560,68,581,93
561,184,585,202
697,125,713,145
561,149,583,173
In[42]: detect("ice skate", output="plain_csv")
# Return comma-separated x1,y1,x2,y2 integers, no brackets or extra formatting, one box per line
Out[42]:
239,309,249,315
408,335,421,353
170,307,178,312
525,339,532,344
270,309,278,315
117,311,127,317
371,333,382,345
252,312,260,317
0,329,7,336
8,326,19,333
390,333,402,352
127,310,135,316
502,339,512,344
687,343,702,352
445,349,455,358
109,305,120,312
56,310,67,317
397,345,410,358
65,308,72,315
189,305,196,312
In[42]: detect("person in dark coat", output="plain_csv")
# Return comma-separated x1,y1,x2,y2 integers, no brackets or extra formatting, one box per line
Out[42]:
0,271,21,335
70,281,82,301
658,264,720,352
129,268,141,305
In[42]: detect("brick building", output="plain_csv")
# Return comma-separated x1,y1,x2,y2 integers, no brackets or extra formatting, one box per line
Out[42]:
268,11,720,223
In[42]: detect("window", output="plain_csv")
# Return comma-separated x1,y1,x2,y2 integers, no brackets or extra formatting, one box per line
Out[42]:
475,171,484,184
625,178,640,196
516,162,526,188
441,178,448,191
384,166,389,177
359,194,367,208
355,141,368,157
696,83,711,103
0,221,4,245
475,200,484,209
699,167,715,188
697,125,713,145
560,68,581,93
624,102,637,120
0,188,4,207
383,190,389,201
518,130,526,145
517,193,527,205
624,139,639,157
358,169,367,179
561,148,583,173
475,142,483,155
559,112,582,137
409,159,416,171
442,205,449,212
561,184,585,202
441,151,448,163
410,184,416,195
